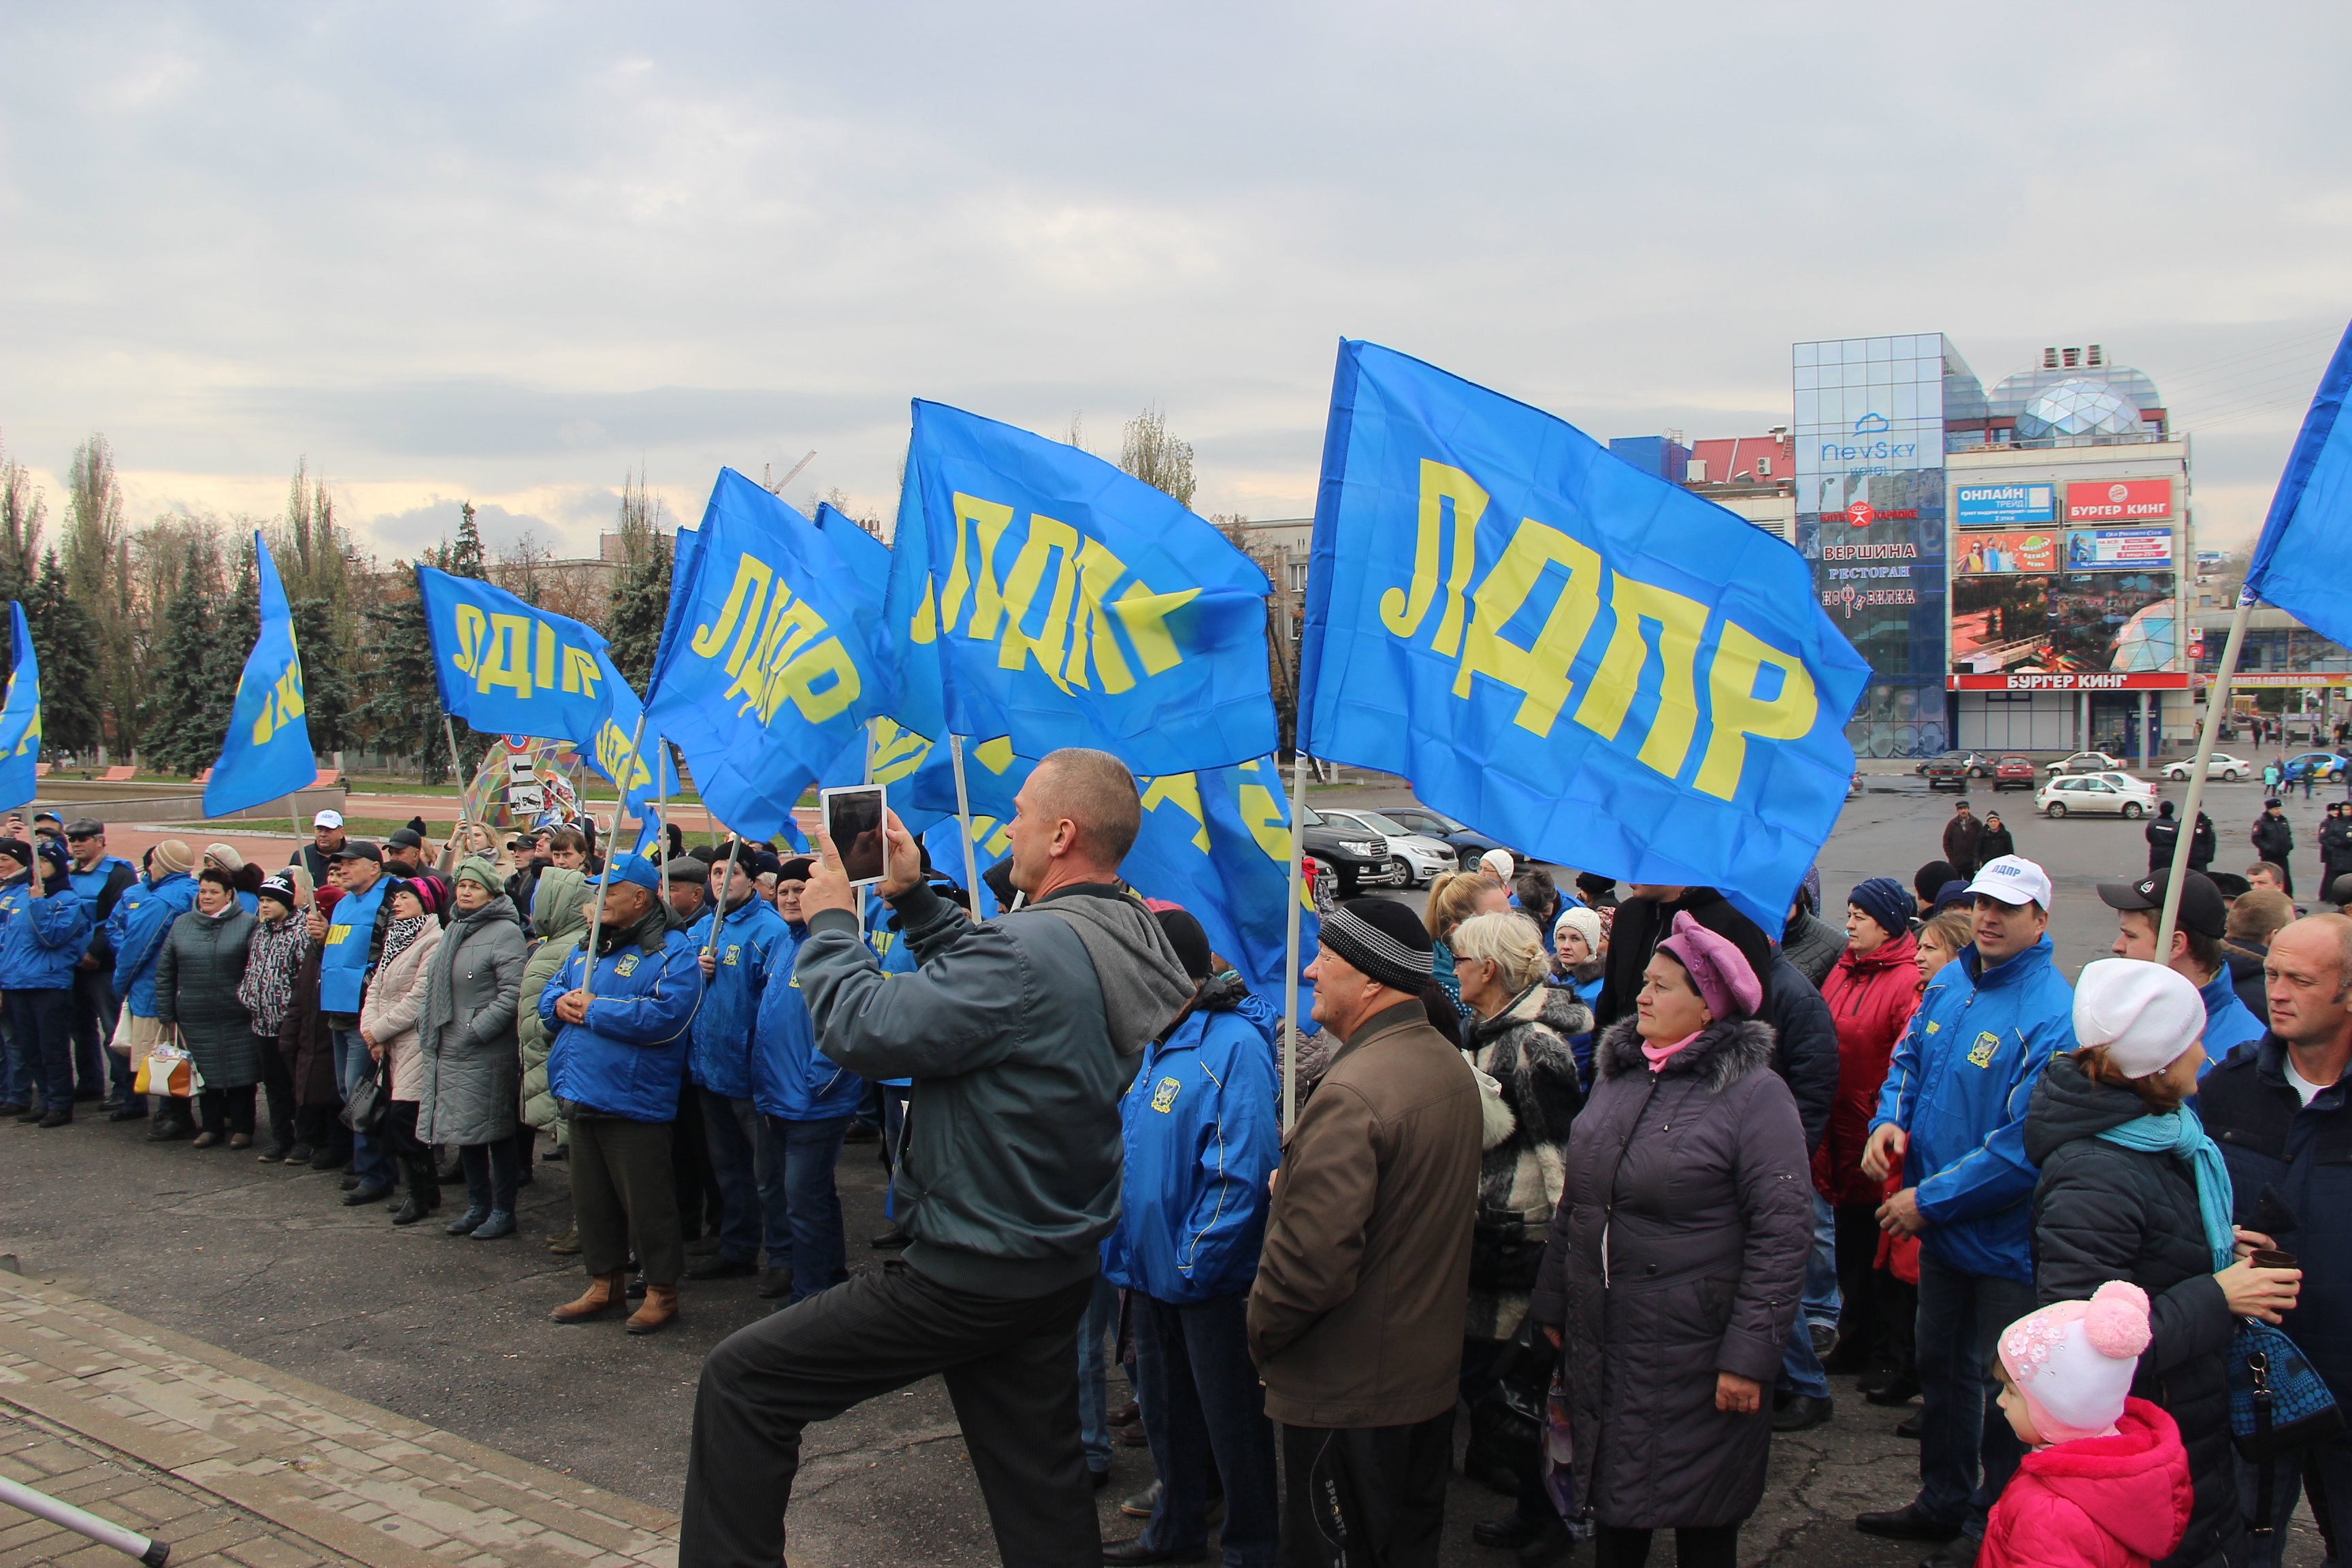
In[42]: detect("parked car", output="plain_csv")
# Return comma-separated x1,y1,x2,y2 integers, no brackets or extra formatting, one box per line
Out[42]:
2283,751,2351,783
2164,751,2252,783
1917,752,1976,790
2038,772,2157,819
1377,803,1518,871
1297,805,1393,896
2046,750,2128,777
1315,808,1454,889
1993,755,2038,791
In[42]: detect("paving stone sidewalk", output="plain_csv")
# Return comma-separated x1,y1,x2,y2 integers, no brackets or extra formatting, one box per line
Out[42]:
0,1275,678,1568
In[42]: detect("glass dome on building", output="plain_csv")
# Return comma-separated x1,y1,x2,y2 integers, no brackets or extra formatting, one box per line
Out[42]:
2014,378,2147,440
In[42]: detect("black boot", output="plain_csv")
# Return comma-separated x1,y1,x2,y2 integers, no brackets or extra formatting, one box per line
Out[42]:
391,1159,442,1226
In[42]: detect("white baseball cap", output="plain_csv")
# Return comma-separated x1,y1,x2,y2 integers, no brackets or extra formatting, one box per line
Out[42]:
312,809,344,829
1963,853,2051,909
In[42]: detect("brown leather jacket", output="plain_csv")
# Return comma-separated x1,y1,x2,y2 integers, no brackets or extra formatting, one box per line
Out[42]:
1247,999,1481,1427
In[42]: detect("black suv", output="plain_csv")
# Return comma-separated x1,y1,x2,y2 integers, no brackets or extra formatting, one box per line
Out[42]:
1298,804,1392,896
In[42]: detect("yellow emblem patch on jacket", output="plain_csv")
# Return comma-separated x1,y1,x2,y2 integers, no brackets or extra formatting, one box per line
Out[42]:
1967,1030,1999,1068
723,943,741,966
1149,1077,1181,1113
614,954,641,979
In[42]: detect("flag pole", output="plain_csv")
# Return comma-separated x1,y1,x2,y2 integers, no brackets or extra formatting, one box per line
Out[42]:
442,715,469,855
581,710,651,994
702,830,738,970
1282,748,1308,1132
947,735,983,924
2157,593,2255,955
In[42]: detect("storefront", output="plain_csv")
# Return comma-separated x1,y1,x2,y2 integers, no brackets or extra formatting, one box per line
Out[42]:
1949,672,2190,761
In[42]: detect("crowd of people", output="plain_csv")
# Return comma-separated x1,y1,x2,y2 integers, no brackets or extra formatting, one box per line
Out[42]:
5,764,2352,1568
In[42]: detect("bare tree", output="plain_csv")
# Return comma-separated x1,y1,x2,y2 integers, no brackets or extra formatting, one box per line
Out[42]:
0,435,46,602
1119,406,1196,508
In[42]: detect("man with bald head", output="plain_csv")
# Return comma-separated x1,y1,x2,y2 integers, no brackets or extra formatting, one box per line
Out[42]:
681,747,1194,1568
2201,913,2352,1562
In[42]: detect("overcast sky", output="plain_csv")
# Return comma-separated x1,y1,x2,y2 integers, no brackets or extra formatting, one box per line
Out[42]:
4,3,2347,565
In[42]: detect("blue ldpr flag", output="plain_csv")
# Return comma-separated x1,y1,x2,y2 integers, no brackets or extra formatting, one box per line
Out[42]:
883,399,1277,774
415,567,672,820
646,470,894,844
2245,320,2352,645
206,532,316,816
1300,341,1871,931
0,602,38,811
1129,756,1318,1005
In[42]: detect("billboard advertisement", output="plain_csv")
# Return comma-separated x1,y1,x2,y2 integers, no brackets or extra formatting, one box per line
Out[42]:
1955,530,2060,575
2065,478,2172,522
1954,483,2056,526
2064,527,2174,571
1951,571,2178,676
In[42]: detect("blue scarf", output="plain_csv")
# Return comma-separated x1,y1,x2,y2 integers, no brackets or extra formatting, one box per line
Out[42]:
2097,1107,2234,1269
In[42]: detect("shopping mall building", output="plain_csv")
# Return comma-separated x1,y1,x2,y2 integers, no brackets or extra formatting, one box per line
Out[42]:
1798,336,2191,761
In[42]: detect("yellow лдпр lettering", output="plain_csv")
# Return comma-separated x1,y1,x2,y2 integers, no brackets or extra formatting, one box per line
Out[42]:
1573,573,1710,778
1695,622,1818,800
1382,461,1484,652
1451,518,1603,738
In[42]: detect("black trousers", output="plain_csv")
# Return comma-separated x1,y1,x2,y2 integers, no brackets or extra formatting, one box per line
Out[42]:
197,1084,256,1137
1278,1411,1454,1568
680,1257,1098,1568
670,1085,723,1241
254,1030,296,1145
1592,1522,1739,1568
570,1113,683,1286
1835,1200,1916,1378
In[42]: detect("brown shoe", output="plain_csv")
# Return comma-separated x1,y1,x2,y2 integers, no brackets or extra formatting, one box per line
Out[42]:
550,1271,627,1324
625,1284,679,1335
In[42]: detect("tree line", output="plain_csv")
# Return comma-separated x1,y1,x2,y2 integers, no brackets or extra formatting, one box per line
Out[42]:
0,405,1290,785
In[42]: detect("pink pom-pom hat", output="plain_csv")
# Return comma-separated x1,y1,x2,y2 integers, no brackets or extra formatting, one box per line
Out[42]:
1998,1281,2152,1443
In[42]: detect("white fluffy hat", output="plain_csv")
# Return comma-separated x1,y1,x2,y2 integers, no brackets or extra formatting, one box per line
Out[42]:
2073,958,2205,1079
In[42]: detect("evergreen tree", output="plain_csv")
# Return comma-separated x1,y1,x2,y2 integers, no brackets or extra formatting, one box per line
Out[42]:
28,551,103,755
603,473,670,691
355,551,466,783
142,538,225,774
450,501,487,578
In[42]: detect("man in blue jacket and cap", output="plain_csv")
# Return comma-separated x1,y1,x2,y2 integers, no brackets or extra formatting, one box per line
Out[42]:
540,851,706,1337
1100,906,1281,1568
685,846,791,1288
1856,853,2078,1568
0,838,92,1126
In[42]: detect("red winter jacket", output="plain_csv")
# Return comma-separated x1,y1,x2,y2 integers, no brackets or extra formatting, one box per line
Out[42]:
1980,1399,2191,1568
1812,930,1921,1206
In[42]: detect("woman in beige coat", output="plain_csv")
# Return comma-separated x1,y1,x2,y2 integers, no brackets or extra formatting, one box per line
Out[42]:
359,878,445,1226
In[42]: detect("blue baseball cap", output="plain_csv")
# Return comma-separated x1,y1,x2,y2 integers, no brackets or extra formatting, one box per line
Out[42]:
585,853,662,892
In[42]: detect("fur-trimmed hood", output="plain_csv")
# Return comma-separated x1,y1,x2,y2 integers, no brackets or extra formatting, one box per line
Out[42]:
1595,1014,1778,1094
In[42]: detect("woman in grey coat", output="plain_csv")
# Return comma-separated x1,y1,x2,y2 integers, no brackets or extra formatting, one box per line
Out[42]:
154,867,261,1149
415,859,529,1240
1529,911,1810,1568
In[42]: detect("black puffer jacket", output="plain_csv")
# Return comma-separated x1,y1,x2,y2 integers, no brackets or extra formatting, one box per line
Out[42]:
1531,1017,1810,1531
1463,982,1588,1341
1766,955,1839,1155
2225,944,2268,1023
2025,1054,2240,1568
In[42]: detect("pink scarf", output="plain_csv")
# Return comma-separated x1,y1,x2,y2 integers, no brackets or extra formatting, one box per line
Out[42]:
1643,1030,1702,1073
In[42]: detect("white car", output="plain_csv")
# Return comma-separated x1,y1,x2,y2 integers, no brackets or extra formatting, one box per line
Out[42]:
2165,752,2251,783
1317,808,1455,889
2046,750,2128,777
2038,773,2158,819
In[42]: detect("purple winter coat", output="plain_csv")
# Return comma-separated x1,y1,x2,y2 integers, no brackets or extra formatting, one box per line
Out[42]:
1529,1015,1810,1531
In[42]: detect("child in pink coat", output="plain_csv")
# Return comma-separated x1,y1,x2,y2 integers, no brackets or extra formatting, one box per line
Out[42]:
1980,1281,2193,1568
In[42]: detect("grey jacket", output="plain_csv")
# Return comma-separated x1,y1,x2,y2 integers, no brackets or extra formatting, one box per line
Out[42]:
1531,1017,1810,1531
154,905,260,1089
416,896,529,1147
796,878,1192,1298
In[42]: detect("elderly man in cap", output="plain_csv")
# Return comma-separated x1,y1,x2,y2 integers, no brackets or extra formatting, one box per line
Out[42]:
309,838,402,1200
108,840,201,1132
1858,854,2078,1566
382,826,450,919
63,818,137,1108
291,809,348,889
664,858,710,926
1250,898,1481,1568
2099,866,2266,1064
541,852,706,1335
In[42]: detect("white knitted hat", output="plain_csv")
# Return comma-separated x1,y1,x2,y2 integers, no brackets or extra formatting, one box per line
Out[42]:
1998,1281,2151,1443
2074,959,2205,1079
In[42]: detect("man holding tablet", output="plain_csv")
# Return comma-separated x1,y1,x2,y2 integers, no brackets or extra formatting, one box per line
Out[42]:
679,749,1194,1568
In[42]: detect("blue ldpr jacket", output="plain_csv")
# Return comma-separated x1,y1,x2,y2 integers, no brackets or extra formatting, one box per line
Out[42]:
318,879,388,1015
1869,934,2076,1283
1102,985,1282,1304
540,921,706,1123
110,872,198,1015
751,921,864,1122
0,879,91,991
685,896,789,1099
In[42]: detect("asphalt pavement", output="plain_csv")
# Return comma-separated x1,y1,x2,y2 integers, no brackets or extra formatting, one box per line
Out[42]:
0,770,2337,1566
